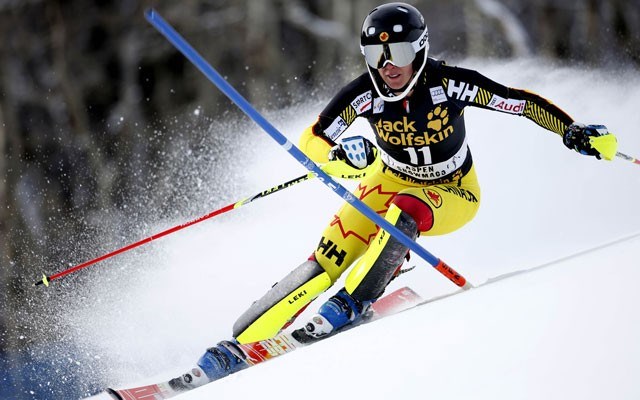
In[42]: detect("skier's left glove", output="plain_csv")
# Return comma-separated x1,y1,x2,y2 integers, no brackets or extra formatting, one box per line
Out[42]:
329,136,378,169
563,123,618,160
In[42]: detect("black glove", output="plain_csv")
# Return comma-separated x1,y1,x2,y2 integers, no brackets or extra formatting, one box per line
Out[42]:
563,123,610,159
328,136,377,169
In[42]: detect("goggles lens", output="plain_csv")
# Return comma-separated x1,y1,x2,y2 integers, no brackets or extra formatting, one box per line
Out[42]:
363,42,416,69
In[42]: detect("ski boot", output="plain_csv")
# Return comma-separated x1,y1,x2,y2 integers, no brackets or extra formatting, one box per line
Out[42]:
168,340,248,392
293,288,371,343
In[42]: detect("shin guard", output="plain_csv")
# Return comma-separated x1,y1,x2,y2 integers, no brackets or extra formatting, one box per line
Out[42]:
233,259,332,343
345,205,418,301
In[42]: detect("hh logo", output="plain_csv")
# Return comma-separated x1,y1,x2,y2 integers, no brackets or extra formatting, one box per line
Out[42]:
317,236,347,267
447,80,479,102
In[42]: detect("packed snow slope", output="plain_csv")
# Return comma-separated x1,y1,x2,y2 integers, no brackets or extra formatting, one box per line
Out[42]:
179,233,640,400
61,59,640,399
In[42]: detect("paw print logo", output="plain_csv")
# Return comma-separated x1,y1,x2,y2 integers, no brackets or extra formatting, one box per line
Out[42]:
427,106,449,132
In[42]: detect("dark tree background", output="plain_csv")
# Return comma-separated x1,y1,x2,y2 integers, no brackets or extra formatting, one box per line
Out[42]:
0,0,638,396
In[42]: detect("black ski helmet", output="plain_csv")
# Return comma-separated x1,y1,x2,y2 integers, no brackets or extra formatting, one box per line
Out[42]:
360,2,429,101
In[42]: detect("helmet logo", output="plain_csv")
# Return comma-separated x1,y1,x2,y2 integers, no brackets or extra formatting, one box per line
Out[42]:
379,32,389,42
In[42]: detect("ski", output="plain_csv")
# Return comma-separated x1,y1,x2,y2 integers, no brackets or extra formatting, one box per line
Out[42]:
99,286,422,400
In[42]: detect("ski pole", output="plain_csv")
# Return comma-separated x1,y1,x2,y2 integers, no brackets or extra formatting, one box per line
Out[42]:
34,173,310,287
34,161,375,287
616,151,640,166
145,9,472,290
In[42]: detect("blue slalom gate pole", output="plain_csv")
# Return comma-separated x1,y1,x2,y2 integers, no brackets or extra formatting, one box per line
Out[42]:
145,9,470,289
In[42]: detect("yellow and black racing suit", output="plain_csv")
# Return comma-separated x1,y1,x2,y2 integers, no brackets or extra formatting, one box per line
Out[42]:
299,58,573,281
233,58,574,343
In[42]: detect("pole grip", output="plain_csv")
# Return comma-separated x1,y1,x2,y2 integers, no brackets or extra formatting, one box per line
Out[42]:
34,275,50,287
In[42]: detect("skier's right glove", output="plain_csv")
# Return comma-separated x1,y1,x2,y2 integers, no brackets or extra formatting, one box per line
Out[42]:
328,136,378,169
563,123,618,160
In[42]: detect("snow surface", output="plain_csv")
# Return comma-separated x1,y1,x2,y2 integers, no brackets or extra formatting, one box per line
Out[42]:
71,58,640,400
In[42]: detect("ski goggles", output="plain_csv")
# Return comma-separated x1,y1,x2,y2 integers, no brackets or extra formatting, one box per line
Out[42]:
361,28,428,69
362,42,416,69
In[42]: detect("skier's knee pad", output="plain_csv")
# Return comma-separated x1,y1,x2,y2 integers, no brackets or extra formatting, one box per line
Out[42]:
392,192,434,232
233,258,331,344
345,205,418,301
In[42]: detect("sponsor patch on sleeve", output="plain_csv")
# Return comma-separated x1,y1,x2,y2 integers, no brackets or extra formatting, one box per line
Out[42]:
429,86,447,105
350,91,373,115
373,97,384,114
325,116,348,140
487,95,526,115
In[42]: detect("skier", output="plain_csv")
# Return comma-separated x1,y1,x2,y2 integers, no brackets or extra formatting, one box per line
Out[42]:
173,2,617,388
